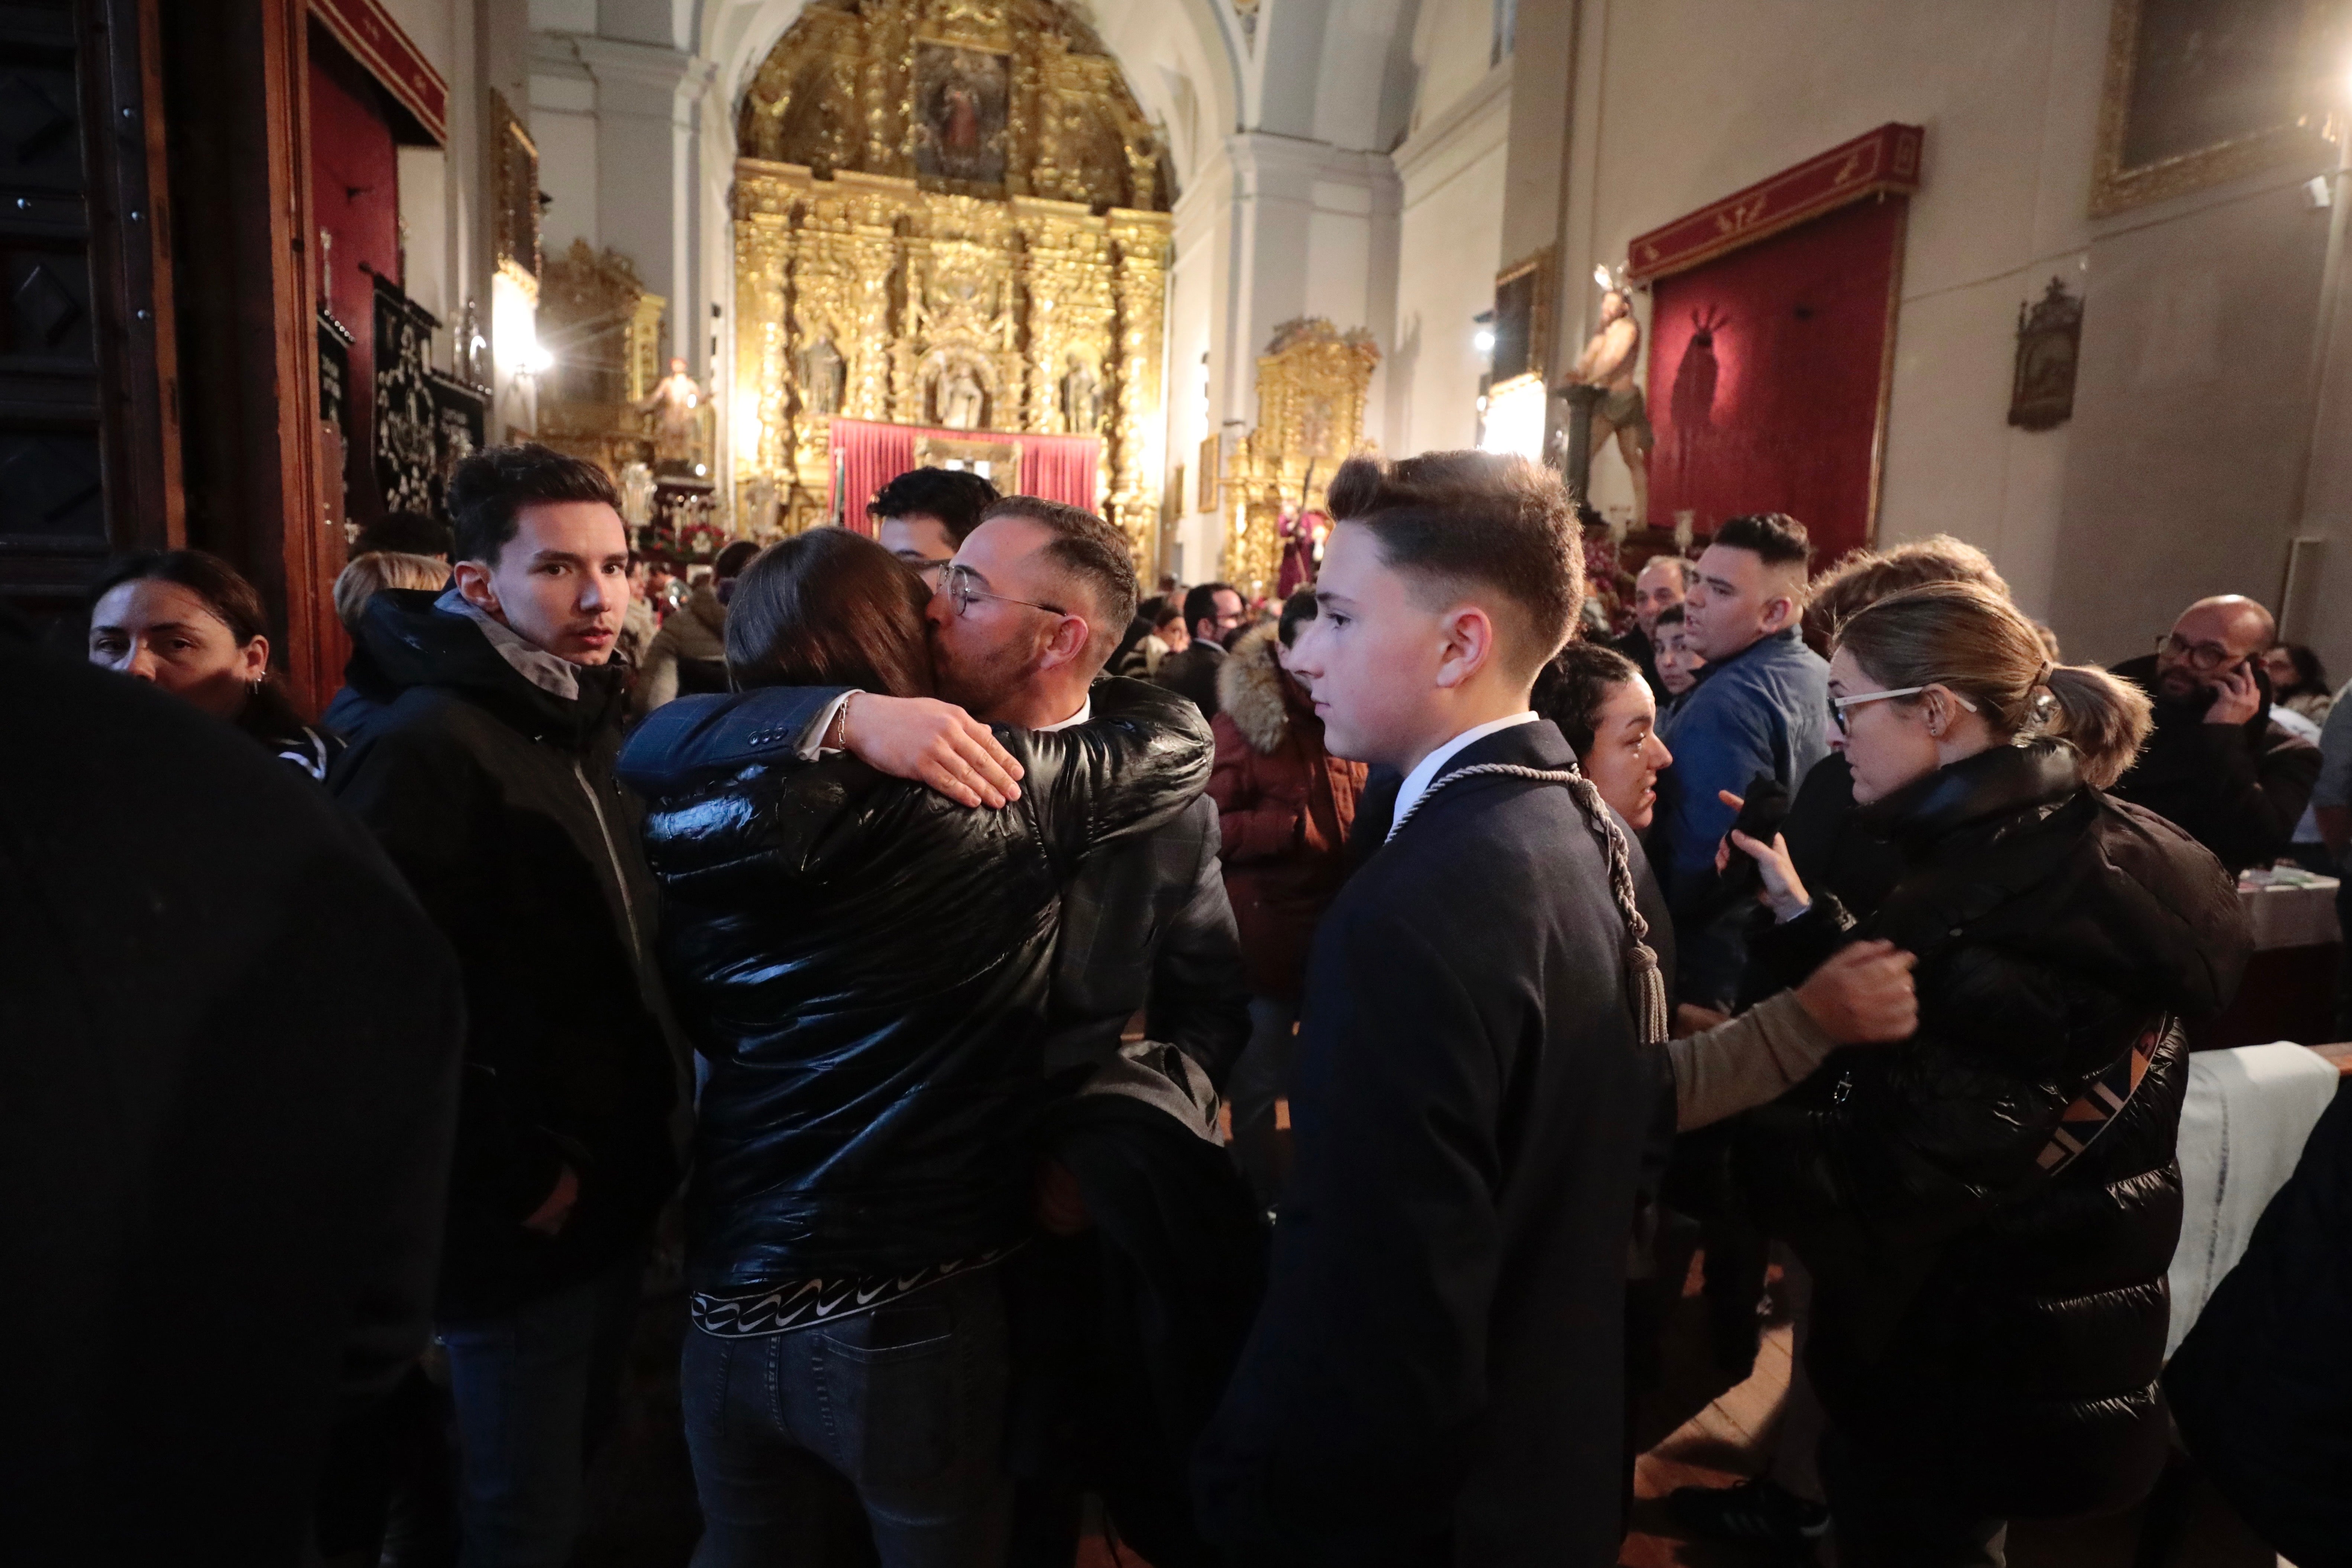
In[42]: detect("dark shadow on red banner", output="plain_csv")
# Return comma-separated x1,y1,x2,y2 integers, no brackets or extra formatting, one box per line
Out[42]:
1644,195,1907,569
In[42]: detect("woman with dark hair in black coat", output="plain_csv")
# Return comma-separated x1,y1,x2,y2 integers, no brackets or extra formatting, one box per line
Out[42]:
86,549,342,778
1728,583,2248,1567
618,527,1215,1567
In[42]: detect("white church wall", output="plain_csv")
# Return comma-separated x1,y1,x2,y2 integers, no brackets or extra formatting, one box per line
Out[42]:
1556,0,2346,671
530,64,600,255
1391,62,1510,458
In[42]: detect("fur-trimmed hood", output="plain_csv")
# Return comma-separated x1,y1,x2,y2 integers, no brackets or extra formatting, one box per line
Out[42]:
1217,624,1296,755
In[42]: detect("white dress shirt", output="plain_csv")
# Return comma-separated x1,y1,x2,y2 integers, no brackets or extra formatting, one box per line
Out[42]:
1385,711,1540,841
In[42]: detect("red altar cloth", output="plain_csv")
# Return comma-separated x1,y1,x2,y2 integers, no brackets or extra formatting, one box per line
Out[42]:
827,418,1102,536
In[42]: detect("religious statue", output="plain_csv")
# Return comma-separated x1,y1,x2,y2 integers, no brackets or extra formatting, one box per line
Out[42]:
938,363,984,430
1568,269,1653,528
639,356,707,472
799,335,845,416
1060,354,1101,434
1277,508,1325,599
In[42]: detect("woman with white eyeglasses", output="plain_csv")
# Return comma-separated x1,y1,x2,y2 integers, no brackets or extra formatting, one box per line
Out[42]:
1724,581,2249,1567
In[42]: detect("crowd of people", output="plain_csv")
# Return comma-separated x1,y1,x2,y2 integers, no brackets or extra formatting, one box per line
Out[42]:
8,438,2348,1568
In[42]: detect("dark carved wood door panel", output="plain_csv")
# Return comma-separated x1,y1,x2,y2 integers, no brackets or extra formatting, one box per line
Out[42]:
0,0,177,633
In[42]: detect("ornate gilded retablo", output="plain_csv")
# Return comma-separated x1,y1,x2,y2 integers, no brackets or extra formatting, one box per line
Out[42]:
731,0,1173,559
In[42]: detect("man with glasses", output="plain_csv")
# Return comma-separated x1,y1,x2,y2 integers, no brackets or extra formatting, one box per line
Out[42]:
2108,594,2319,873
617,497,1249,1558
870,466,1001,589
1154,581,1250,718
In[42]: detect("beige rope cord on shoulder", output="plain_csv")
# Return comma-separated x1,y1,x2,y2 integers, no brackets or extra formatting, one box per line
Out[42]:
1391,762,1670,1048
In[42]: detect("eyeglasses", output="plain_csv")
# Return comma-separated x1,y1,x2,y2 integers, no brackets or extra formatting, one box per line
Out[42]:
2155,632,2241,672
942,564,1066,620
1831,683,1977,735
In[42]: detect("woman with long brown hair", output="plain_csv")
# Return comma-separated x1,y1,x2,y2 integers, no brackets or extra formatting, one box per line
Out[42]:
618,523,1212,1568
1728,582,2248,1565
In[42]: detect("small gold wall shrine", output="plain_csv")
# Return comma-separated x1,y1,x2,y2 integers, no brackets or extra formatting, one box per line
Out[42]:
1223,318,1379,595
732,0,1174,558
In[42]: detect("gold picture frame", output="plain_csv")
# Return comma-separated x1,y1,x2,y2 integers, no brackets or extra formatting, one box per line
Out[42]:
2090,0,2337,217
491,90,541,294
1198,431,1221,512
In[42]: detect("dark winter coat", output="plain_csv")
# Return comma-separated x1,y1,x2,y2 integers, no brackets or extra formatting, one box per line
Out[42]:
1207,625,1367,1002
1042,792,1252,1089
1156,638,1227,718
634,581,729,717
331,588,683,1320
1011,1091,1271,1568
617,678,1214,1287
1740,740,2250,1520
322,681,392,746
2108,652,2320,873
0,621,463,1567
2165,1087,2352,1568
1195,720,1669,1568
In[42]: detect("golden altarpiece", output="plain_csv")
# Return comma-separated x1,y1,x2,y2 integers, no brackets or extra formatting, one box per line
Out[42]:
535,240,672,478
732,0,1174,558
1218,318,1379,596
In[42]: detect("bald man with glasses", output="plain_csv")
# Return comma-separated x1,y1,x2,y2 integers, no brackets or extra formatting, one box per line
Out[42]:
2108,594,2319,873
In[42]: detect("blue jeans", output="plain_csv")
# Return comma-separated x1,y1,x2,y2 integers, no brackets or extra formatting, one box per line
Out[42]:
437,1258,643,1568
684,1266,1012,1568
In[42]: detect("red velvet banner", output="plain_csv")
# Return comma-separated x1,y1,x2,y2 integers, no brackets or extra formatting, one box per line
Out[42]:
310,0,447,146
1644,195,1908,568
827,419,1104,536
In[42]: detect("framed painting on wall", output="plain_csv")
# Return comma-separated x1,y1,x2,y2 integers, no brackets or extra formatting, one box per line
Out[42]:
1490,249,1554,387
913,43,1010,187
2091,0,2336,216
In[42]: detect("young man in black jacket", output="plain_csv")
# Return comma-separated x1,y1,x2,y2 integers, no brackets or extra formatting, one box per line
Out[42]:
331,445,684,1568
1193,452,1668,1567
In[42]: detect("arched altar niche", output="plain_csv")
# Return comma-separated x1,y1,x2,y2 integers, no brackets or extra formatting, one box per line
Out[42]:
732,0,1174,557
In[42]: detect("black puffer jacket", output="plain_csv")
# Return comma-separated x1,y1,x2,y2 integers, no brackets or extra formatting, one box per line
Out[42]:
1740,741,2249,1520
618,678,1213,1289
332,589,683,1320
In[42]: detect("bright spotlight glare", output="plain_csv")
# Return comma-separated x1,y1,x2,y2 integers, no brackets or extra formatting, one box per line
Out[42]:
526,344,554,374
1473,328,1497,353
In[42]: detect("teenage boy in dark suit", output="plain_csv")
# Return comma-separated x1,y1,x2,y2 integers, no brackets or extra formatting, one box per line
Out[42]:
1194,451,1670,1567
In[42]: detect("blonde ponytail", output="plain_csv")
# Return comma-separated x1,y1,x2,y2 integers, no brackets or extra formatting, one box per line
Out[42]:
1837,582,2151,789
2039,663,2151,790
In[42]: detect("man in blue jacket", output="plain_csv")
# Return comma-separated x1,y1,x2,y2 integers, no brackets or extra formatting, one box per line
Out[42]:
1654,512,1831,1009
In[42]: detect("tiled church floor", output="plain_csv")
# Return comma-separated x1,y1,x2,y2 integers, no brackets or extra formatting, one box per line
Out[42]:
568,1264,2284,1568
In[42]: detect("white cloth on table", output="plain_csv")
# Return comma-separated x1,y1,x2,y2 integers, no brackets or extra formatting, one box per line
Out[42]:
2165,1041,2341,1357
2234,874,2343,950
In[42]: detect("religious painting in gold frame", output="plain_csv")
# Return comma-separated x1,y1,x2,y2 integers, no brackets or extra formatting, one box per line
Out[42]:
913,43,1011,187
2090,0,2338,217
1198,432,1221,511
491,90,540,290
913,434,1022,495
